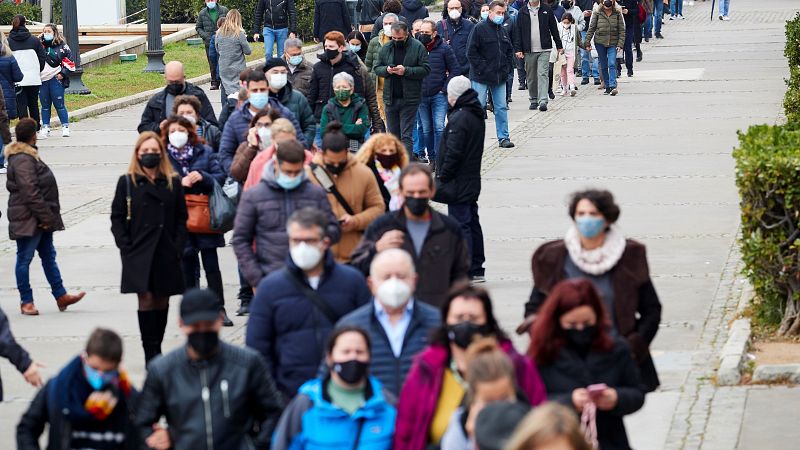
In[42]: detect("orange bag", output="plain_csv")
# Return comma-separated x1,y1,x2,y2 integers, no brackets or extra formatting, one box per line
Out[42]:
185,194,216,234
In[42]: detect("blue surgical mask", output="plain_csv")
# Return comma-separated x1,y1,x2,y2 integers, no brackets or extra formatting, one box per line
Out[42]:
276,170,304,190
481,11,489,20
492,15,504,25
43,33,54,42
207,1,217,8
288,55,303,66
249,92,270,110
83,361,117,391
348,44,362,53
576,216,606,239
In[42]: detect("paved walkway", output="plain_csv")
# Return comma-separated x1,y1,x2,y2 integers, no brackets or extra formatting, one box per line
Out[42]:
0,0,798,446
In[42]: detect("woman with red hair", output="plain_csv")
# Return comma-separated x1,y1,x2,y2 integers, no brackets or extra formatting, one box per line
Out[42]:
529,278,645,450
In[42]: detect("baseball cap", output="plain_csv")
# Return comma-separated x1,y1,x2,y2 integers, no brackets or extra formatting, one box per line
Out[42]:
180,288,221,325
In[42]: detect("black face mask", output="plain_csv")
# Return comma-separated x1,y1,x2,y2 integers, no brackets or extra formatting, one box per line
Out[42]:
325,163,345,175
165,82,186,96
324,48,340,61
603,0,613,7
393,38,406,48
564,325,597,352
375,153,399,168
562,0,573,8
332,359,369,384
139,153,161,169
404,197,430,216
447,321,492,349
188,331,220,358
416,33,433,45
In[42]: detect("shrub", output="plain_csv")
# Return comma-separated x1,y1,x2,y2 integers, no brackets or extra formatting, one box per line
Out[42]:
786,13,800,124
734,124,800,335
0,3,42,24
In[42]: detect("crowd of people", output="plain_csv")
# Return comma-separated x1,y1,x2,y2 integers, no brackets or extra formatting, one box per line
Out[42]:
0,0,715,448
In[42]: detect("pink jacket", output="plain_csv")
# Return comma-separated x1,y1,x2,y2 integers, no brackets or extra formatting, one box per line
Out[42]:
243,144,315,191
393,340,547,450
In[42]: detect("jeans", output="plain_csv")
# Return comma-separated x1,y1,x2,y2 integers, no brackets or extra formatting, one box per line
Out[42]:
623,26,635,73
417,93,447,163
581,31,600,80
643,14,653,38
40,77,69,126
205,41,219,82
385,99,419,158
670,0,683,16
16,85,40,127
0,141,5,167
413,111,423,156
505,71,514,101
263,26,289,58
654,1,664,34
515,55,527,85
523,52,549,105
719,0,730,16
596,43,618,88
15,231,67,303
472,81,509,140
448,203,485,277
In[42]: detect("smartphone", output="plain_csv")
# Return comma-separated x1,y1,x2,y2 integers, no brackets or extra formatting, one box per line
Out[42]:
587,383,608,400
388,64,396,69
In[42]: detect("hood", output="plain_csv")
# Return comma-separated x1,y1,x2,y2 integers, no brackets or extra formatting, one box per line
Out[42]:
261,158,309,190
403,0,424,12
450,89,483,117
326,92,365,108
9,27,32,42
4,142,39,160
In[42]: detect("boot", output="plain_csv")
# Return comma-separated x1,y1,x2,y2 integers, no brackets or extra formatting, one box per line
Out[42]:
207,271,233,327
138,310,163,367
56,292,86,311
636,44,643,62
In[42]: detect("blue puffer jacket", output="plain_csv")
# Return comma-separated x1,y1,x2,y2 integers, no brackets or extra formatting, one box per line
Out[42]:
436,16,475,76
272,377,396,450
421,37,461,97
167,143,227,250
218,99,306,175
0,56,23,119
245,253,371,398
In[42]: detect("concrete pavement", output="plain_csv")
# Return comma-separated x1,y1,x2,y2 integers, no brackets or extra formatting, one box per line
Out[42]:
0,0,799,446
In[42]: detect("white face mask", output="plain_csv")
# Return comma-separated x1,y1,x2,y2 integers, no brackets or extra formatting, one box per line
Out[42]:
269,72,288,90
257,127,272,149
182,114,197,125
377,277,413,309
168,131,189,148
384,24,393,36
290,242,323,270
448,9,462,20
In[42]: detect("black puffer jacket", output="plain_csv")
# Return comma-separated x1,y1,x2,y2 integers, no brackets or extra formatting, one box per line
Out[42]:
466,19,514,85
401,0,429,23
356,0,384,25
136,342,285,450
313,0,352,40
435,89,484,205
254,0,298,34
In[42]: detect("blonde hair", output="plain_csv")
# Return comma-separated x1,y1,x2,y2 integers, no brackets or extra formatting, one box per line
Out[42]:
270,118,296,139
505,403,592,450
128,132,177,190
355,133,409,167
217,9,244,38
0,31,11,57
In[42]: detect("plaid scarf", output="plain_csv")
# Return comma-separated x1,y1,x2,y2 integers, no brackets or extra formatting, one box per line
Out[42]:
168,143,194,175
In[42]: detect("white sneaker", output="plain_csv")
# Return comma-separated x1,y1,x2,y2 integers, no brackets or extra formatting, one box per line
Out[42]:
61,126,70,137
37,126,50,139
722,16,730,21
0,166,6,174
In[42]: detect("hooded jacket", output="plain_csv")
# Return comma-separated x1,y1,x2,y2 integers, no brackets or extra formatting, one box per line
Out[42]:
435,89,484,205
401,0,430,23
8,26,44,87
585,3,626,48
231,159,341,287
254,0,298,34
5,142,64,239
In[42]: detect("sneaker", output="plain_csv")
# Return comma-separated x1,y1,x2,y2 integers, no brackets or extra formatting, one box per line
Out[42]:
669,15,674,20
0,166,5,174
594,79,601,85
538,102,548,112
656,32,664,39
517,83,527,90
610,88,618,96
678,14,685,20
570,87,577,97
581,78,590,85
722,16,730,21
719,15,724,20
529,102,537,110
498,138,515,148
627,71,633,77
470,275,486,284
61,126,70,138
507,97,513,103
603,87,611,95
37,126,50,140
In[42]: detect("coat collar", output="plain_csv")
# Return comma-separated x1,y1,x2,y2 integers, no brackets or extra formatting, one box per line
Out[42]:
4,141,39,160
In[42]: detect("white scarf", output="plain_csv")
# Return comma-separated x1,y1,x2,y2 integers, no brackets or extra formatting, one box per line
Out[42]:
564,225,626,275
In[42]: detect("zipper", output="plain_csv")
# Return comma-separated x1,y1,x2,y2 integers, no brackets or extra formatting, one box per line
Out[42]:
221,379,231,419
201,368,215,450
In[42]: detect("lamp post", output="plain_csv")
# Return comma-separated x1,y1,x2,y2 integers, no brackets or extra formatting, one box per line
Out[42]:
61,0,90,94
143,0,165,73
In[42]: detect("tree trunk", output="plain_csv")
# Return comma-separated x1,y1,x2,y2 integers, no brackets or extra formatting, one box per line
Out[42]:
778,293,800,336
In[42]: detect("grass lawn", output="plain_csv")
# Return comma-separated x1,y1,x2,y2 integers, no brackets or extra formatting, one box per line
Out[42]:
64,41,268,111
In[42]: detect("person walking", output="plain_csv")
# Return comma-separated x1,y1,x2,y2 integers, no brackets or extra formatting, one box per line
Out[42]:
6,118,85,316
245,208,370,398
652,0,664,37
365,13,398,122
354,126,409,211
16,329,141,450
0,306,43,400
136,288,285,450
254,0,298,58
512,0,563,112
314,0,352,41
374,22,431,157
620,0,641,76
438,0,476,77
520,189,662,393
641,0,653,42
285,38,314,96
669,0,683,20
584,0,625,96
557,12,581,96
172,94,222,152
528,279,646,450
435,76,486,284
0,30,22,174
8,15,44,126
138,61,218,133
37,24,72,139
215,9,252,99
272,326,397,450
264,58,317,146
577,0,601,84
110,131,187,365
196,0,229,90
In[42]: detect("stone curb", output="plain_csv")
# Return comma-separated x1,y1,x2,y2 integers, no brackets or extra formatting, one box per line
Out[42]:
48,43,322,128
752,364,800,384
716,318,751,386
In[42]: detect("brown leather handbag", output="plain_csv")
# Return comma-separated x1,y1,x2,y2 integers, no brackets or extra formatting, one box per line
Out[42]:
185,194,215,234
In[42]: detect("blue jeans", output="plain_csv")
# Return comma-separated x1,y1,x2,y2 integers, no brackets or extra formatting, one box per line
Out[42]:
263,27,289,58
15,231,66,303
417,93,447,163
595,43,618,89
654,1,664,34
581,31,599,80
472,81,508,140
448,202,485,277
0,141,5,167
643,14,653,38
413,111,423,156
39,77,68,126
719,0,730,16
670,0,683,16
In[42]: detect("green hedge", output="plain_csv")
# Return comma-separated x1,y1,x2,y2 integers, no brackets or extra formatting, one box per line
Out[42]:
0,3,42,24
786,13,800,124
735,123,800,335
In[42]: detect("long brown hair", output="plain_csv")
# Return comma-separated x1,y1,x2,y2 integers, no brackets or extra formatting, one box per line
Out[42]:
128,132,177,189
527,279,614,365
42,23,65,46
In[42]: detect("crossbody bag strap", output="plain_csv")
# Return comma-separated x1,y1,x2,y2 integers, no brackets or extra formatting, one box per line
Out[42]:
125,175,132,223
352,417,367,450
282,268,340,324
309,163,357,216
